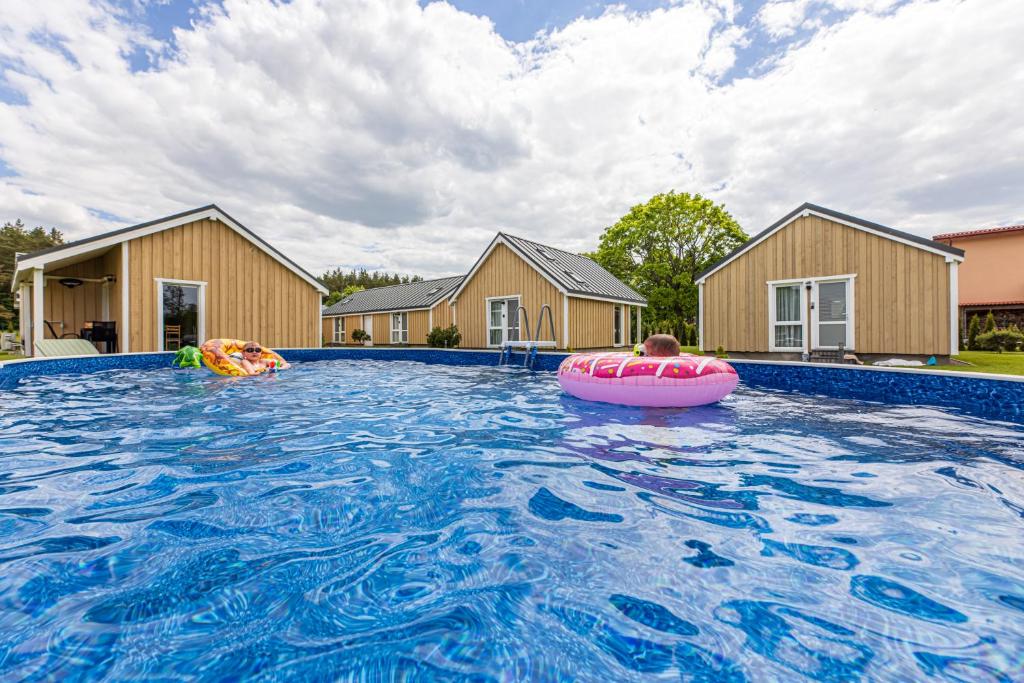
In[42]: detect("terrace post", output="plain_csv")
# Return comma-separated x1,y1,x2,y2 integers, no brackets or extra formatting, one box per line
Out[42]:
18,283,30,356
32,268,44,357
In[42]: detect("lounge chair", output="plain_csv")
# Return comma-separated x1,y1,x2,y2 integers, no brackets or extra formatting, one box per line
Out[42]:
33,339,100,357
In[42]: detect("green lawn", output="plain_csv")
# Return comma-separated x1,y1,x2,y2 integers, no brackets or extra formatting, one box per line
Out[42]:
0,352,24,362
933,351,1024,376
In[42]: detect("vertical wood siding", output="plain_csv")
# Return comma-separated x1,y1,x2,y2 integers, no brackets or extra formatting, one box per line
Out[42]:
431,300,453,330
128,218,321,351
703,215,951,355
567,297,619,349
453,243,565,348
43,253,112,344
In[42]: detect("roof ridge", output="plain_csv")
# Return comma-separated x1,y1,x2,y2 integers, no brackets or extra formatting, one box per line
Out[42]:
933,224,1024,240
339,274,462,294
502,232,586,258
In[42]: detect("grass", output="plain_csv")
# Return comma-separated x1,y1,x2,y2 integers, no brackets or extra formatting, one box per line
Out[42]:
0,352,24,362
934,350,1024,376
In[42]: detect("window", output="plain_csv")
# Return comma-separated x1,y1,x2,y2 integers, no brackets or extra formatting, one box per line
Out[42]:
564,270,586,284
538,249,556,261
157,279,205,351
333,317,345,343
391,312,408,344
769,283,805,351
613,305,624,346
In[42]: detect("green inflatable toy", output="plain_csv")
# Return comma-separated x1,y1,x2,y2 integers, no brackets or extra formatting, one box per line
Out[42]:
172,345,203,368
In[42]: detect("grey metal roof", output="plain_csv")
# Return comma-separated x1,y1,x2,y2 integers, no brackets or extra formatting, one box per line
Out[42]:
695,202,965,281
323,275,463,316
499,233,646,304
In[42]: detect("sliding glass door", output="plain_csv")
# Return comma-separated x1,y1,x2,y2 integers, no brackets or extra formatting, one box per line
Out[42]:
813,279,852,349
487,297,520,347
158,279,204,351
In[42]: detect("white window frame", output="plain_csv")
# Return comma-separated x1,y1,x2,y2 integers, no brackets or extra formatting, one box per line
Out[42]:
485,294,521,348
767,274,857,352
390,311,409,344
811,276,856,351
333,317,345,343
612,304,624,347
156,278,206,351
767,279,807,352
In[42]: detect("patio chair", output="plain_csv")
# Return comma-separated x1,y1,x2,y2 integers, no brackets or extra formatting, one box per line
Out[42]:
164,325,182,351
33,339,101,357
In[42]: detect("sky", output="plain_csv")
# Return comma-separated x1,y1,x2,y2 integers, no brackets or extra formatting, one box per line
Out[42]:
1,0,1022,279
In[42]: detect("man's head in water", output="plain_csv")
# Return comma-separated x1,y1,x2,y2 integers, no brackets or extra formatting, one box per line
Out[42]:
644,334,680,357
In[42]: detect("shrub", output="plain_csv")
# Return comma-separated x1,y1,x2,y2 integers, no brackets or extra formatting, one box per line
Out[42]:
715,345,728,358
976,328,1024,353
351,328,369,343
966,314,981,350
984,311,997,334
426,324,461,348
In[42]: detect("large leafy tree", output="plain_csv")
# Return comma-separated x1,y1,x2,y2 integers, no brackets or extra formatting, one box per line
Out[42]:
0,220,64,327
590,192,747,338
318,267,423,306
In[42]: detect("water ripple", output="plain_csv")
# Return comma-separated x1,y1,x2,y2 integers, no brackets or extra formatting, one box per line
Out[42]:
0,359,1021,680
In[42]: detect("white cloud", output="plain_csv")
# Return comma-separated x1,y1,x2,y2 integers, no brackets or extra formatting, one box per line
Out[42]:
0,0,1021,280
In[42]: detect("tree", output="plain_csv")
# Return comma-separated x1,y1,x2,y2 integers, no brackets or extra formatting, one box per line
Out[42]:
317,267,423,295
589,192,747,339
0,220,64,323
984,311,997,334
966,314,981,350
324,284,367,308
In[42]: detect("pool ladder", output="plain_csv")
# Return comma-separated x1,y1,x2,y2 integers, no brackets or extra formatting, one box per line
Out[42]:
498,304,557,369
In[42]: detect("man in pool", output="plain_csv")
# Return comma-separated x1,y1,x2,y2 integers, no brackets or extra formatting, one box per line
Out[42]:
643,333,681,357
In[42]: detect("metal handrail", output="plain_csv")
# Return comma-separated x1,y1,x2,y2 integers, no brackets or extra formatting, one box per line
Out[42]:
515,305,531,343
536,304,556,344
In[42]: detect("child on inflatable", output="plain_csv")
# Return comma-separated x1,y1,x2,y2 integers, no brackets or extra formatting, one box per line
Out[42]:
644,334,681,357
635,334,682,357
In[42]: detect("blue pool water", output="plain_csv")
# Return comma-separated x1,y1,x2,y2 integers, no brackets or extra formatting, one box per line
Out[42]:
1,359,1023,681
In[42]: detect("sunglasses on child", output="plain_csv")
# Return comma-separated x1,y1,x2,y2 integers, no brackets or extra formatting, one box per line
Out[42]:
243,347,262,354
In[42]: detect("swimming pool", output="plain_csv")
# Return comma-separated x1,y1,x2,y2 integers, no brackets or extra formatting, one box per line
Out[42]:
1,359,1022,680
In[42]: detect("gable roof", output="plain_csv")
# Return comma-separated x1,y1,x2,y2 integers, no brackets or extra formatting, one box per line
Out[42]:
13,204,328,294
449,232,646,305
695,202,965,283
323,275,463,316
933,224,1024,241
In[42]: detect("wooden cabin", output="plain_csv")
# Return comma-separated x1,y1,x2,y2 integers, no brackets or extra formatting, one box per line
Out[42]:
321,276,462,346
12,205,327,356
933,224,1024,329
323,233,647,350
696,203,964,361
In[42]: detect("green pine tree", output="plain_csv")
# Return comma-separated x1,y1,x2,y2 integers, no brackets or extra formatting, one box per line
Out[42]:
966,314,981,350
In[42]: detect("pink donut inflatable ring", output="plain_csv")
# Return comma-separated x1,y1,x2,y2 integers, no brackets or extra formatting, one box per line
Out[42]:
557,352,739,407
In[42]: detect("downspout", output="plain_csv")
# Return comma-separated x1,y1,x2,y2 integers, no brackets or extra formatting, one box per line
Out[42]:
562,293,570,350
947,257,959,355
697,282,704,352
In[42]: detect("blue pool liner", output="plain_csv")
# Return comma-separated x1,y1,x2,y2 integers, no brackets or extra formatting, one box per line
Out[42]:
1,347,1021,422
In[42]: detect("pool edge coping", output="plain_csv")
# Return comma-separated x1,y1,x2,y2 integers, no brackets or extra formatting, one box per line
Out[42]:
3,347,1023,384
